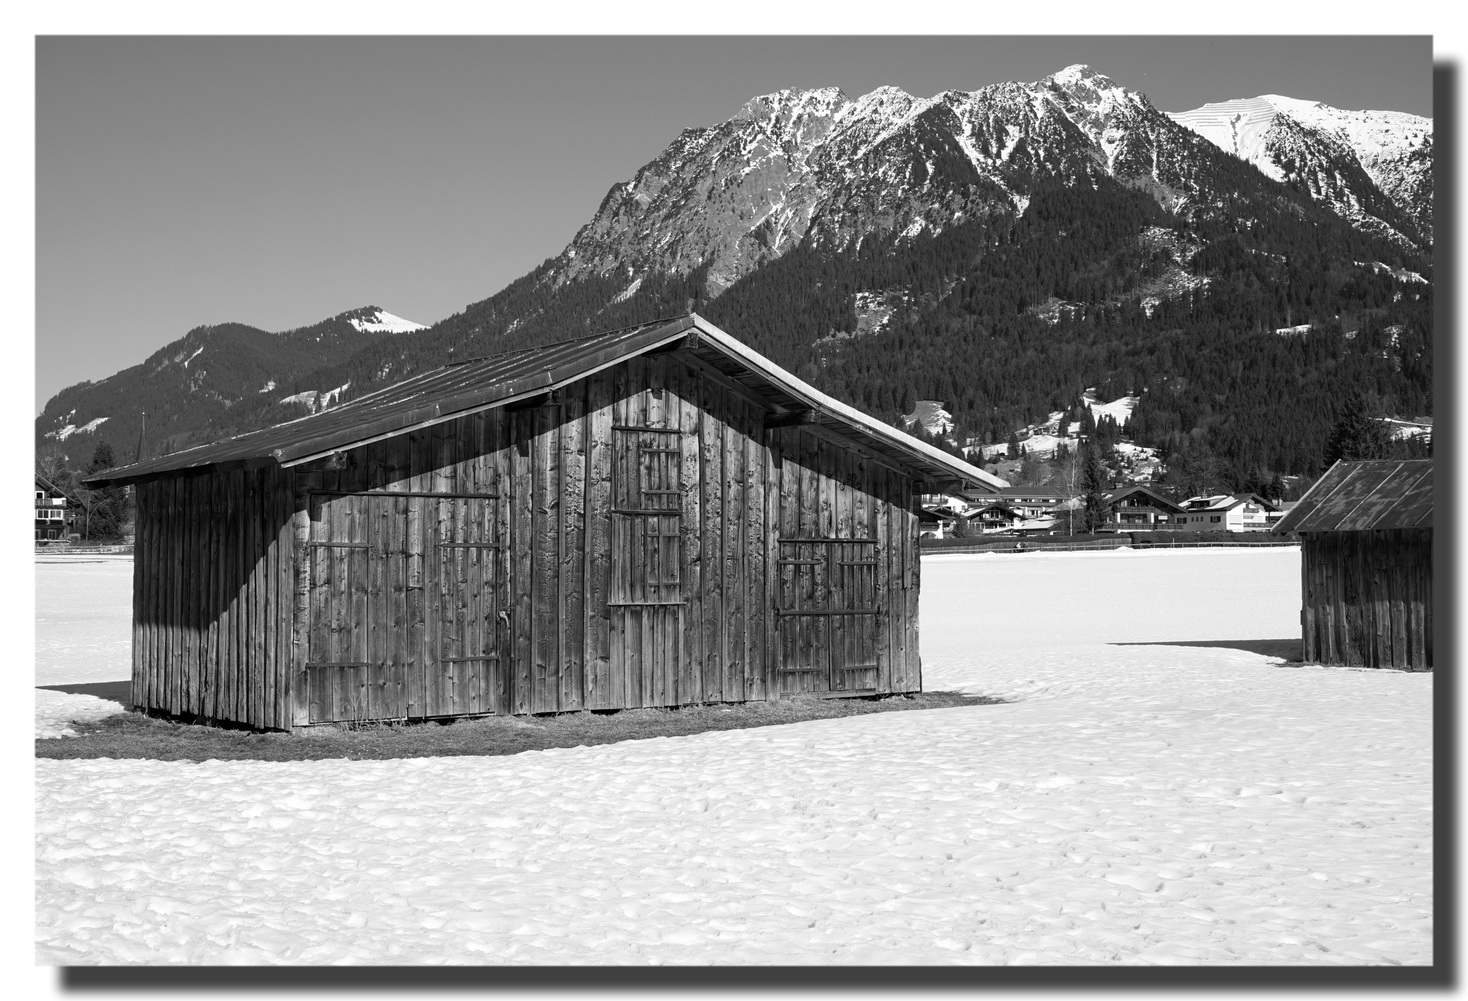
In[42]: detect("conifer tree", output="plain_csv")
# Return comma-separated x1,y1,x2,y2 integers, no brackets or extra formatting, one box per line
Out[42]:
84,442,129,541
1081,440,1111,532
1323,391,1392,464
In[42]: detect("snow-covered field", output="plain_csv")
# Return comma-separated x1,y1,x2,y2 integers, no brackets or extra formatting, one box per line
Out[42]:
35,547,1432,966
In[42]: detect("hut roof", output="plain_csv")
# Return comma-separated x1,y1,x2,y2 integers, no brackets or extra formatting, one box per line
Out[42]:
1270,459,1433,534
84,313,1004,491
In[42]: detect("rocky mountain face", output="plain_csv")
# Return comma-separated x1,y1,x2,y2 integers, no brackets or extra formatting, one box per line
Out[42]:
37,306,423,464
1169,95,1432,244
556,65,1360,298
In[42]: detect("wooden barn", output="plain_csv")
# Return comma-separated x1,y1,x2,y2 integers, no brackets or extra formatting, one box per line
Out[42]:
1271,459,1433,670
84,314,1004,730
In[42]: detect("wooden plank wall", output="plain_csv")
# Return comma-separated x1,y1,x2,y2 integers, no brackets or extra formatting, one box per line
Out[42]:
132,465,296,730
1301,527,1432,670
766,426,920,696
133,347,925,728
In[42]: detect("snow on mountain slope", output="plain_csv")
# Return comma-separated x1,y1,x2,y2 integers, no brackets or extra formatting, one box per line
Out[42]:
345,308,427,334
46,416,110,441
1170,96,1431,242
904,400,954,437
1166,98,1284,179
1085,392,1138,427
554,65,1271,298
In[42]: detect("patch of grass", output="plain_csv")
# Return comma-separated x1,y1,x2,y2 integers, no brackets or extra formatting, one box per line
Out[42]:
37,692,1003,763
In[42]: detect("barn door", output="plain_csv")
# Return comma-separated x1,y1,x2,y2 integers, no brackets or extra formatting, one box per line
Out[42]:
775,539,879,693
305,493,409,723
609,426,684,706
427,497,505,717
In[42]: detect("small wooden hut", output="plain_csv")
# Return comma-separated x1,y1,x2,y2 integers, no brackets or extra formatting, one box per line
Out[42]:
1271,459,1432,670
85,314,1003,729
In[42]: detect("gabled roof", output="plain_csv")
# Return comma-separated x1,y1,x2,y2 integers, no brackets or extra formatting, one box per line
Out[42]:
35,473,86,509
1181,493,1278,513
84,314,1005,491
1271,459,1433,534
1104,485,1184,512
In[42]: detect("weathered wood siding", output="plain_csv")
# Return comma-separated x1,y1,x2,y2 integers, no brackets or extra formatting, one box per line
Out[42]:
132,346,925,728
766,426,920,696
1300,527,1432,670
132,465,296,730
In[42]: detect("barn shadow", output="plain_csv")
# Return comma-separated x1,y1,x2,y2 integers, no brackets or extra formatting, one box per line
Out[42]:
1109,638,1303,662
37,680,133,704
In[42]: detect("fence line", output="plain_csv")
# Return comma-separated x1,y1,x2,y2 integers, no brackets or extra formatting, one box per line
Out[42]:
35,544,134,556
923,538,1298,556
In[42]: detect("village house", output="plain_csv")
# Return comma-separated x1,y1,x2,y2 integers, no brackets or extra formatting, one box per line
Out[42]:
84,314,1005,730
917,506,957,539
35,474,80,543
967,500,1025,532
1102,485,1184,528
996,486,1074,519
1173,493,1280,532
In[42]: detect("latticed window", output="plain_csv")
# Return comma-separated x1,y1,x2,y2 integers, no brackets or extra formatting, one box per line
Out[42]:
609,427,683,605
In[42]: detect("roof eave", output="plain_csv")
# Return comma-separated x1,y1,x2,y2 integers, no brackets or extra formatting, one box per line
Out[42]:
688,315,1005,490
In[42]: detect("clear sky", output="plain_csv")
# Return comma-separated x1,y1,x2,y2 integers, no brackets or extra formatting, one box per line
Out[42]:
35,35,1433,406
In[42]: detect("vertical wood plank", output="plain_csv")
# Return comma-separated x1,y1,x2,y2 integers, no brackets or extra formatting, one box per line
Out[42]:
746,406,768,703
678,361,704,705
723,399,746,703
831,449,852,690
798,431,819,691
561,387,587,711
405,432,428,717
200,472,218,720
700,378,723,703
584,370,614,710
906,479,920,692
168,473,183,716
875,465,893,694
623,360,647,707
532,401,561,713
776,429,798,693
129,481,145,712
289,469,314,727
510,409,534,714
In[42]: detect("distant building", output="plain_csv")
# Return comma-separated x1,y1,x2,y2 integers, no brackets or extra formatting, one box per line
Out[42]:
1174,493,1279,532
34,474,81,543
968,500,1024,532
1272,460,1431,670
996,486,1075,520
918,507,957,539
1102,485,1184,528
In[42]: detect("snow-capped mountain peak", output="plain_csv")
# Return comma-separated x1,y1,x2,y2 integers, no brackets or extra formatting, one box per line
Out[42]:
1170,95,1432,242
555,66,1237,297
341,307,427,335
734,86,850,124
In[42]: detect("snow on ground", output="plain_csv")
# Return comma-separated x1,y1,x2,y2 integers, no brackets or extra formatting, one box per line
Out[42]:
35,548,1432,965
35,554,133,687
35,690,128,739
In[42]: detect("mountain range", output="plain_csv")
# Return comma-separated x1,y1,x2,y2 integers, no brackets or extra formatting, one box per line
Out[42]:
38,65,1432,491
